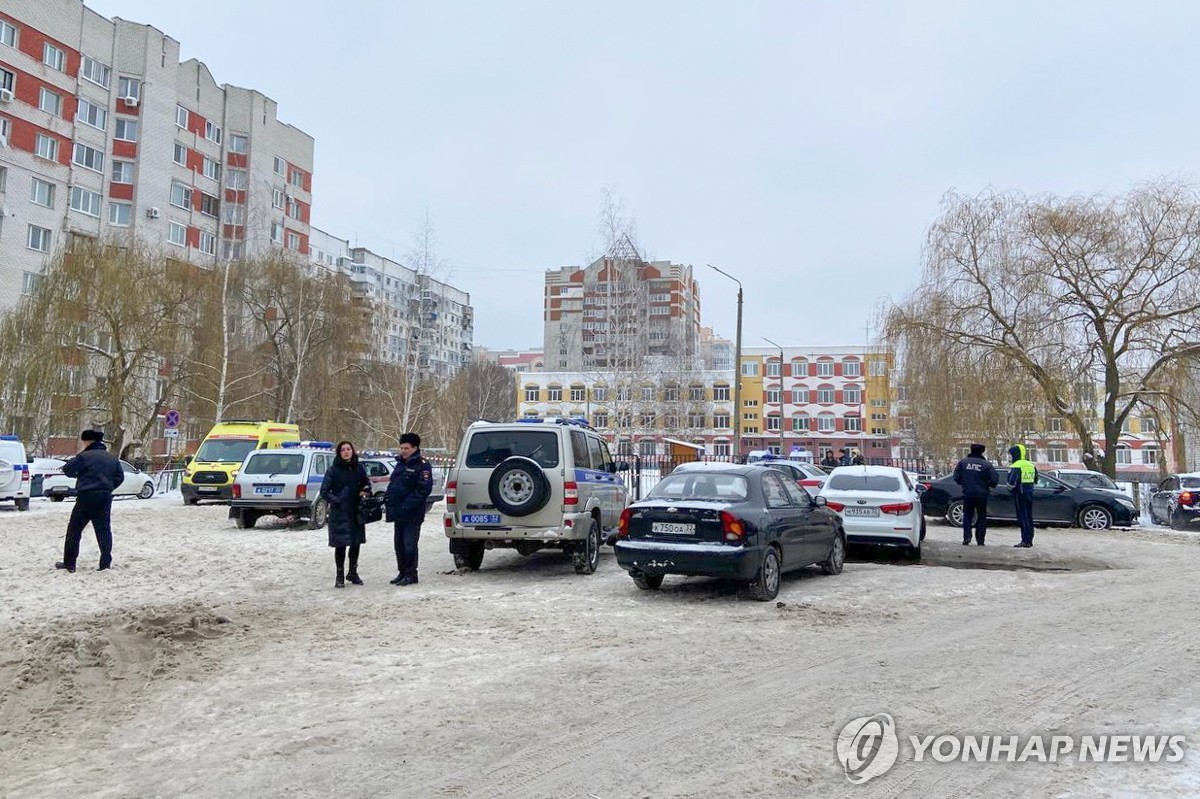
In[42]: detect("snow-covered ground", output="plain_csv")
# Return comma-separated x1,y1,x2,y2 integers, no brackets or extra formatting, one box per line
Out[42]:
1,498,1198,798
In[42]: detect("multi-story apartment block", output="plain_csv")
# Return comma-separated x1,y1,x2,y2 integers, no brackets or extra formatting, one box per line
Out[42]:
698,326,734,372
475,347,545,373
543,256,702,372
309,226,473,377
738,346,893,460
515,368,737,457
0,0,313,310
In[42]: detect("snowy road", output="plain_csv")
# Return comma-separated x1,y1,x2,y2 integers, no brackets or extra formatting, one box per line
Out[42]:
1,498,1198,798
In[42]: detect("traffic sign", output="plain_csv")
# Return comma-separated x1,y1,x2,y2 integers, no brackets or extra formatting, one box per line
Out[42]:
164,429,180,438
164,409,181,429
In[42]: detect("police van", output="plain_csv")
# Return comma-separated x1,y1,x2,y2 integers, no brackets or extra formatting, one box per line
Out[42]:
0,435,31,511
228,441,337,529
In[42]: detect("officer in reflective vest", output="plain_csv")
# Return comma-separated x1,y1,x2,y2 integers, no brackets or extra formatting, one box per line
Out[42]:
1007,444,1038,548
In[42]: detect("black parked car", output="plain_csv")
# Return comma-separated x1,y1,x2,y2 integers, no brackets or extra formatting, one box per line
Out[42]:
921,471,1138,530
614,464,844,601
1147,473,1200,529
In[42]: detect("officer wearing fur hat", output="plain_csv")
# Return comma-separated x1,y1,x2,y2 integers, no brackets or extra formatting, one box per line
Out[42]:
56,429,125,573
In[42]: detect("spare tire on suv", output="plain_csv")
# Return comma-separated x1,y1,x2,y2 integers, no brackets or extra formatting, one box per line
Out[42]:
488,456,551,517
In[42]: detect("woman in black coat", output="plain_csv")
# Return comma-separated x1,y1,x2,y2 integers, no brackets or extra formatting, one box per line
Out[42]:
320,440,371,588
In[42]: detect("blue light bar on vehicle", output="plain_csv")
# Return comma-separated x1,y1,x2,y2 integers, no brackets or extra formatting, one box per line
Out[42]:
280,440,335,449
0,434,20,441
515,417,595,430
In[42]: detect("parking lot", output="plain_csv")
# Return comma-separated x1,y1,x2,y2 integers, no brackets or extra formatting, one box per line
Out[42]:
1,497,1199,798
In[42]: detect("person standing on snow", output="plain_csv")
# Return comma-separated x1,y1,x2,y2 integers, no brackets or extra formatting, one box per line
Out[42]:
1007,443,1038,548
953,443,999,545
56,429,125,573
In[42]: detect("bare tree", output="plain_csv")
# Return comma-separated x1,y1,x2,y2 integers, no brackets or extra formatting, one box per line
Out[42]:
888,181,1200,477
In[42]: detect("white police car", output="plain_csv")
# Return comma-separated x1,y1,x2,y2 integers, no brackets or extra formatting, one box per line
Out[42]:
0,435,31,511
229,441,337,529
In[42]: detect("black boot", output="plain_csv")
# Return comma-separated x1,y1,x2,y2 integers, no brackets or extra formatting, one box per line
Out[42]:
335,567,345,588
347,572,363,585
55,561,75,573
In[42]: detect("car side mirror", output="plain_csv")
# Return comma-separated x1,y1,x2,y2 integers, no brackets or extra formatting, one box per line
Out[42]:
1054,485,1067,493
183,455,193,466
915,484,927,494
814,495,828,507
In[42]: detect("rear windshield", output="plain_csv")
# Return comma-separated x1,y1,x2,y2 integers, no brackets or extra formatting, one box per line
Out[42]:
648,472,748,502
827,474,901,492
1182,477,1200,489
243,453,305,475
464,430,560,468
195,438,257,463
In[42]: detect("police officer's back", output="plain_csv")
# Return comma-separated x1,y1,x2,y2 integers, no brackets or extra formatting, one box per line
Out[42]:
56,429,124,572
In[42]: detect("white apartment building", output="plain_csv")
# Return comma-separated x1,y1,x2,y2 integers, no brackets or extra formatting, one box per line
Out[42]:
309,226,473,377
0,0,314,310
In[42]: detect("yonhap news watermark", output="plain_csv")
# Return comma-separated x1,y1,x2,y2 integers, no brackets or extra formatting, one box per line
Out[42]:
837,713,1187,785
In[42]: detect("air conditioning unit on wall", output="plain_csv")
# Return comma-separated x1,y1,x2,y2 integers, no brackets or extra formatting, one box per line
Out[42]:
0,88,13,103
146,207,160,219
122,95,139,107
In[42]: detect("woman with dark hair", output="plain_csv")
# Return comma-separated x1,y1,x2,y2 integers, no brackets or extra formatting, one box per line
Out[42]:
320,440,371,587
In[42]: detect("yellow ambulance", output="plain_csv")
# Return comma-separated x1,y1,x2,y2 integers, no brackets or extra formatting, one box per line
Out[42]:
182,420,300,504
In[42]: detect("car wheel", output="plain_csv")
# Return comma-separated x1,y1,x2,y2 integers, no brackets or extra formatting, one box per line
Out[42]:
1149,504,1161,525
234,509,258,529
453,542,485,571
183,496,198,506
919,515,927,542
137,482,154,500
573,517,602,575
746,546,781,601
820,532,845,576
15,498,29,511
632,572,665,590
1171,508,1189,531
946,500,964,528
904,543,922,562
307,498,328,530
488,457,551,517
50,495,64,503
1078,505,1113,531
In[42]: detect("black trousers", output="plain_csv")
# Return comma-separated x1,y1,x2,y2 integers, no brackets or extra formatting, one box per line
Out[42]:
962,496,989,544
63,491,114,568
394,519,421,578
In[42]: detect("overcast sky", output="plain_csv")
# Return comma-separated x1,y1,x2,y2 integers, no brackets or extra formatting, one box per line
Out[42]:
86,0,1200,351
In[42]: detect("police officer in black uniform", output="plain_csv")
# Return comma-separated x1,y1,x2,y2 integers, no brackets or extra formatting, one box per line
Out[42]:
56,429,125,572
952,443,999,545
385,432,433,586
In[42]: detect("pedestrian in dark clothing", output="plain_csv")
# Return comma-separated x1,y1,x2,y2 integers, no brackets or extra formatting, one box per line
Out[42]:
56,430,125,573
953,443,999,545
838,448,852,467
821,451,838,470
385,432,433,586
1007,443,1038,547
851,450,865,466
320,440,371,588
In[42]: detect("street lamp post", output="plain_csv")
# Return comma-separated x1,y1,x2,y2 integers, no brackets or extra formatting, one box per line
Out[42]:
708,264,743,460
763,336,785,456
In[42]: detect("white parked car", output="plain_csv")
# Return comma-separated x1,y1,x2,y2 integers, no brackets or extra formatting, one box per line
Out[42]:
42,459,156,501
818,465,925,560
0,435,31,511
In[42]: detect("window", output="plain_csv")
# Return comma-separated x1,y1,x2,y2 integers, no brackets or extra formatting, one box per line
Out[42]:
871,399,886,407
817,361,835,377
1142,417,1159,434
38,87,62,116
30,178,54,208
688,413,705,428
168,221,187,247
230,133,248,154
817,416,836,432
1046,447,1068,463
81,55,111,88
592,387,607,402
175,105,189,128
689,386,705,401
743,412,758,421
204,120,222,144
570,387,586,402
765,416,781,431
593,413,608,428
199,230,216,254
272,187,284,209
1143,447,1160,466
741,361,759,377
1115,447,1131,466
270,222,283,242
22,271,42,295
35,133,59,161
75,98,107,130
766,361,781,377
285,231,301,251
792,389,808,404
0,21,14,48
202,156,220,181
713,385,730,401
198,193,219,217
0,165,6,192
844,387,861,404
871,412,887,420
290,169,303,187
73,143,104,172
108,201,131,226
111,160,133,184
287,198,302,220
173,142,188,166
664,415,680,430
713,414,730,429
869,360,887,377
43,43,65,72
547,386,562,402
227,169,247,189
842,360,861,377
274,156,286,176
641,413,656,428
791,415,809,431
744,426,759,435
27,224,51,252
844,416,861,432
169,181,192,210
70,186,101,217
524,386,539,402
663,386,680,402
641,386,654,401
0,66,12,93
817,388,835,403
117,76,140,100
114,118,138,142
222,204,245,224
766,389,780,404
745,399,759,408
222,241,244,261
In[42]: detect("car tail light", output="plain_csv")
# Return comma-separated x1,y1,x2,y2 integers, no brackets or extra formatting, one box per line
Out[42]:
446,480,457,505
1182,491,1194,505
563,481,578,506
799,479,821,488
20,469,29,482
618,508,632,538
825,501,846,512
231,484,241,499
720,510,745,543
444,516,452,529
296,484,307,499
920,482,932,492
880,502,914,516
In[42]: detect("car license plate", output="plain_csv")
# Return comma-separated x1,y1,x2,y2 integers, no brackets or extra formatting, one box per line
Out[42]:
462,513,501,525
197,487,219,494
254,485,283,495
652,522,695,534
844,507,880,517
